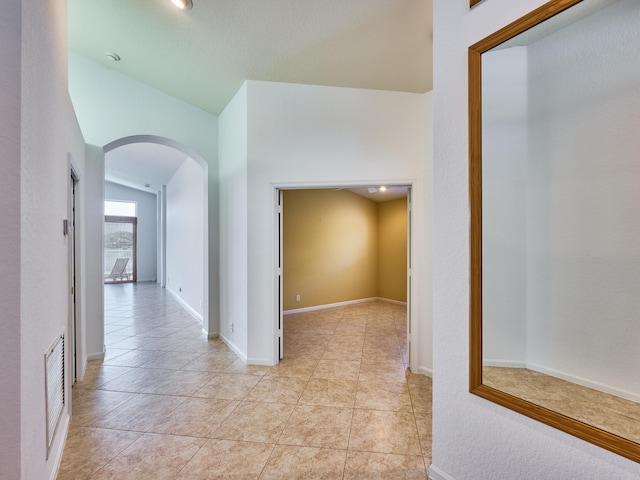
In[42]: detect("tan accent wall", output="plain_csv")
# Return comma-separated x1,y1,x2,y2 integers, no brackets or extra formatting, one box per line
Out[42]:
378,198,408,302
283,189,407,310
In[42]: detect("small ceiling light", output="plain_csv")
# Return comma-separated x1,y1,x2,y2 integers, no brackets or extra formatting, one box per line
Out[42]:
171,0,193,9
367,187,378,194
379,186,387,192
105,51,121,62
144,183,151,188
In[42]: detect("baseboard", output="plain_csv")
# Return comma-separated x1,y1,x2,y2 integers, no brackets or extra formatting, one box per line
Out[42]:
283,297,379,315
166,287,203,322
246,357,275,366
87,351,105,362
483,359,527,368
203,329,219,339
526,362,640,403
416,365,433,377
219,334,247,363
428,464,456,480
377,297,407,306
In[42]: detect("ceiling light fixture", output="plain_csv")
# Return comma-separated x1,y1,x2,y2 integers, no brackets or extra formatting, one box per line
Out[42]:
367,187,378,194
171,0,193,9
379,186,387,192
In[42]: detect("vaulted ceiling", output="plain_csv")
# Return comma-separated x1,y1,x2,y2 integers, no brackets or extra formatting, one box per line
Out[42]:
68,0,433,116
68,0,432,194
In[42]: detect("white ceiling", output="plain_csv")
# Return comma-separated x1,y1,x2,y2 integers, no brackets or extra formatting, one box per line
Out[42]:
68,0,433,116
69,0,432,196
105,142,189,192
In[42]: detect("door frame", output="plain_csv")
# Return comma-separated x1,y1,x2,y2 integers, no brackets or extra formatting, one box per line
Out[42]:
274,182,416,369
68,158,81,385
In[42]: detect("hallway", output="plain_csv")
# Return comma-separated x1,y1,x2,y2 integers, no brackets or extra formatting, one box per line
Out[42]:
57,283,432,479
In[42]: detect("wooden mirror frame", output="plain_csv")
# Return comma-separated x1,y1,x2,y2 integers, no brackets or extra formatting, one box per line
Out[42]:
470,0,482,7
468,0,640,464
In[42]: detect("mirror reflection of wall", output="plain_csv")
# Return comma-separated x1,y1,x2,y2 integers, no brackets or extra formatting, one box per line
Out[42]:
481,0,640,441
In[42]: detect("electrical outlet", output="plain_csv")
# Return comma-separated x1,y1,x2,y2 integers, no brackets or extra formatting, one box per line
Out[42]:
296,294,301,302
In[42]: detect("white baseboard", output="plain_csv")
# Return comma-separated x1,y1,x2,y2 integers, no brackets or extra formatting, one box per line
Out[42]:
219,334,247,363
166,287,203,322
378,297,407,306
247,357,275,366
428,464,456,480
284,297,405,315
416,365,433,377
203,329,219,339
483,359,526,368
87,351,105,361
526,362,640,403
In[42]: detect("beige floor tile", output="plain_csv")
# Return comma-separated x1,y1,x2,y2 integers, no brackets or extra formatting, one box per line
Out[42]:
312,359,361,381
246,376,308,404
330,335,365,349
55,427,141,479
74,363,131,390
299,378,357,408
69,389,136,426
177,439,273,479
193,373,261,400
149,397,239,437
358,361,408,383
90,394,187,432
142,369,215,396
343,451,427,480
60,288,431,480
279,405,353,449
259,445,347,480
414,412,432,459
212,401,295,443
334,323,367,335
322,344,363,362
267,357,318,378
224,359,273,376
349,409,421,455
355,380,413,412
181,351,239,372
137,350,205,370
90,433,205,480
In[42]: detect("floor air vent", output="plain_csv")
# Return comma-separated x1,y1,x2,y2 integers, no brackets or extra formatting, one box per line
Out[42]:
45,333,65,458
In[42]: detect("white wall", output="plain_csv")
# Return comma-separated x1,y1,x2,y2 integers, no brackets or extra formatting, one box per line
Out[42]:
105,181,158,282
0,1,22,477
481,47,528,365
84,145,105,361
525,0,640,398
166,159,205,318
218,83,249,357
68,52,220,336
243,81,430,368
431,0,640,478
20,1,88,478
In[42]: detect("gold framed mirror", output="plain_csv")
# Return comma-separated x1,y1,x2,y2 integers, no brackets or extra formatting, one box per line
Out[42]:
469,0,640,463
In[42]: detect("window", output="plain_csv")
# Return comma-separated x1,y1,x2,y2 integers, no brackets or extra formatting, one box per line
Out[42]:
105,200,136,217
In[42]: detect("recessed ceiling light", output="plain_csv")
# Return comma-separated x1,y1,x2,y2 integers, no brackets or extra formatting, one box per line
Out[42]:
144,183,150,188
379,186,387,192
105,52,121,62
171,0,193,9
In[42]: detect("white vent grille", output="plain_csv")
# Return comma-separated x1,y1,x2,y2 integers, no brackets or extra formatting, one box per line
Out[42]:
45,333,65,458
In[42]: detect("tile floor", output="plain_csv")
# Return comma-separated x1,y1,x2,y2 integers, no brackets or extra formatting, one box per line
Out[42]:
484,366,640,443
57,283,432,479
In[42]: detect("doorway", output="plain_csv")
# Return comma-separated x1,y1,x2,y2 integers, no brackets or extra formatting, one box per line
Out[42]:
276,186,413,366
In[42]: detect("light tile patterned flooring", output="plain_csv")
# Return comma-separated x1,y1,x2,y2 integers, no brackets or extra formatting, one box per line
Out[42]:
57,283,432,479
